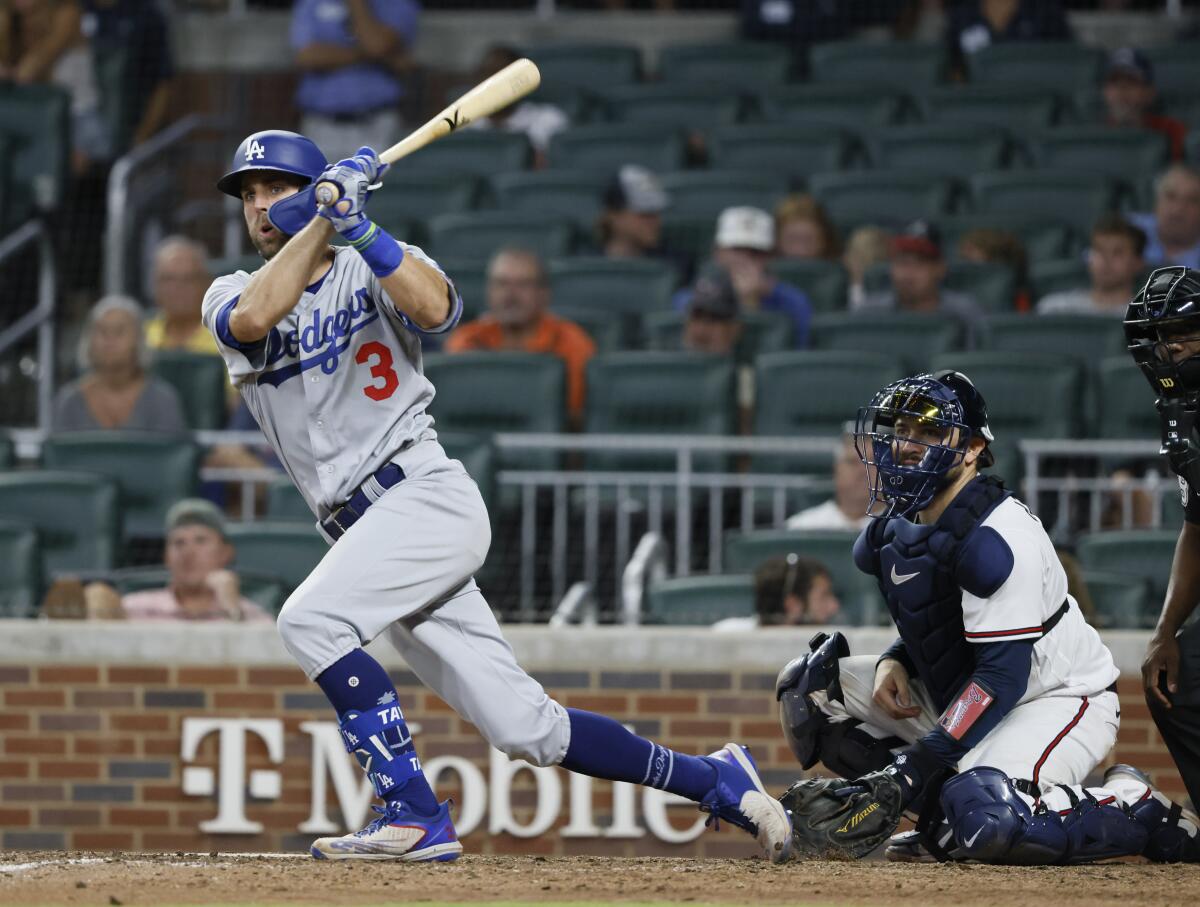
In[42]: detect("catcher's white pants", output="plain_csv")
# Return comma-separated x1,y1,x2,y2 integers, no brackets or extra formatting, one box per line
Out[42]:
276,439,571,767
814,655,1120,790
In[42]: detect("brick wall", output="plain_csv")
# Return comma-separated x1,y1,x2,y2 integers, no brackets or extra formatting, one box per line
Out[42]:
0,660,1186,856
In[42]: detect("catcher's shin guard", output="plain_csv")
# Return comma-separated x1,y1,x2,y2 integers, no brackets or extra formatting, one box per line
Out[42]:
1104,763,1200,863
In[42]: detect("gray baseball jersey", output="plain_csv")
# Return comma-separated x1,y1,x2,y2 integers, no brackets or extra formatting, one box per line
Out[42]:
201,244,462,518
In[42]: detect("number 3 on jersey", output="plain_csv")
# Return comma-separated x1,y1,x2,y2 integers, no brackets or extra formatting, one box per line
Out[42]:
356,341,399,401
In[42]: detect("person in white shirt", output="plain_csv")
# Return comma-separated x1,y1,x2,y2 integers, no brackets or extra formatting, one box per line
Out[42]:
1037,215,1146,316
786,432,871,531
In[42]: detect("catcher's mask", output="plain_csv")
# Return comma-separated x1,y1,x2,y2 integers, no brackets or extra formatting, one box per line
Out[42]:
1125,265,1200,404
854,370,994,520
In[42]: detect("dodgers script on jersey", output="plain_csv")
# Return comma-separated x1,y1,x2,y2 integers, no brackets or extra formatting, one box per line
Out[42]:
200,244,462,518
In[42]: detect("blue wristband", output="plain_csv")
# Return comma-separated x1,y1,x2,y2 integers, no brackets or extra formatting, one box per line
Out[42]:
344,220,404,278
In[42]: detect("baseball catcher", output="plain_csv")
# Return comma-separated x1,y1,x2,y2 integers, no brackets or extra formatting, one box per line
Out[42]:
775,370,1200,864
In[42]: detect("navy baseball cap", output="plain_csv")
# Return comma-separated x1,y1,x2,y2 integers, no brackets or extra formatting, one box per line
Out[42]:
1105,47,1154,85
687,266,739,321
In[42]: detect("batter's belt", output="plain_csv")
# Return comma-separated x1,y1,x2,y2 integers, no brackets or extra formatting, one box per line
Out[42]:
318,461,406,543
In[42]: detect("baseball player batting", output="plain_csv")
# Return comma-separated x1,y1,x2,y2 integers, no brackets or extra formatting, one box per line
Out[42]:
200,129,791,863
773,370,1200,864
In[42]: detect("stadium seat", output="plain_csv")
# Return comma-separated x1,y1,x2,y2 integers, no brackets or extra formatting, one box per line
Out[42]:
967,43,1104,93
643,574,756,626
0,432,13,469
1076,529,1179,605
438,257,489,322
150,351,229,431
809,171,955,231
868,125,1010,179
266,477,312,523
1082,570,1151,630
981,314,1126,361
709,125,857,183
1029,257,1089,302
928,351,1085,438
0,136,15,232
225,522,329,594
548,124,688,173
548,256,678,345
658,40,791,87
1030,128,1169,189
42,433,200,539
0,84,70,219
808,41,944,87
428,212,574,262
208,254,263,277
403,131,531,177
1145,45,1200,96
600,83,745,132
0,471,119,575
968,171,1119,236
938,214,1075,264
489,170,609,234
769,259,850,313
642,309,792,363
552,305,624,353
367,173,481,237
527,42,642,89
917,85,1061,132
0,520,40,617
658,170,791,217
437,431,496,515
808,312,963,374
1095,355,1159,440
760,84,909,130
721,528,884,625
660,214,718,262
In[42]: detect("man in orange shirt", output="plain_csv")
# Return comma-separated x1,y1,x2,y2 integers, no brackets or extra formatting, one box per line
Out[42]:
445,247,595,424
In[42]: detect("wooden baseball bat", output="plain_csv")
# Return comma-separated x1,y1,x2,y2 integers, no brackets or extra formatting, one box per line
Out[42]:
314,57,542,208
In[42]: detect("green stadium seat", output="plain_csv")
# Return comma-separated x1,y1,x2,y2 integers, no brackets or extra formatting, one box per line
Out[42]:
658,170,791,217
658,41,791,87
266,477,312,523
809,41,944,87
438,257,489,322
428,212,574,262
928,351,1085,438
437,431,496,515
938,214,1076,264
0,520,40,617
642,309,792,363
403,131,530,177
1095,354,1159,440
709,125,856,183
1030,128,1169,188
1029,257,1089,302
600,83,745,132
489,170,608,234
722,528,883,625
1082,570,1152,630
553,305,624,353
548,124,688,173
0,84,70,218
527,43,641,89
0,471,119,575
660,214,717,262
42,433,200,539
869,125,1010,179
644,574,755,626
809,312,963,374
1145,45,1200,96
968,171,1119,236
981,314,1125,361
150,351,228,431
584,352,735,470
225,522,328,594
0,432,13,469
209,254,263,277
967,43,1104,93
548,257,678,346
1076,529,1178,605
917,85,1061,132
809,171,955,232
761,84,909,130
367,174,481,238
769,259,850,313
0,136,15,232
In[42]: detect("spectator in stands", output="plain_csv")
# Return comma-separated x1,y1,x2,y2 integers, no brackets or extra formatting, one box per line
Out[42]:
786,432,871,532
597,165,669,260
446,247,595,425
290,0,418,159
858,219,985,343
1101,47,1185,161
945,0,1071,81
775,194,840,261
712,554,841,631
957,227,1029,310
1037,215,1146,316
84,499,273,622
1129,164,1200,270
843,225,891,310
674,206,812,347
681,266,741,357
467,44,567,168
52,295,187,433
144,236,218,356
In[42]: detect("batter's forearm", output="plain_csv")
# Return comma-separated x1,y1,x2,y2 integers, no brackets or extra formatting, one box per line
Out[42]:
1157,522,1200,636
229,218,335,343
380,256,452,331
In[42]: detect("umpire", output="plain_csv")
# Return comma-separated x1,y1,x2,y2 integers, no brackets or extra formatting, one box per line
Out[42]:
1126,265,1200,808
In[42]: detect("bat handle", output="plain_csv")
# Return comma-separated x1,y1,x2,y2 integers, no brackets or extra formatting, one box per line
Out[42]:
314,181,338,207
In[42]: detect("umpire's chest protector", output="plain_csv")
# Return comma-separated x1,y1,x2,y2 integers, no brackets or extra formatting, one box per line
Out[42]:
854,476,1013,711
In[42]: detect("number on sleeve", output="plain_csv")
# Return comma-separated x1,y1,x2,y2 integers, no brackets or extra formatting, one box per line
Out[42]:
356,341,400,401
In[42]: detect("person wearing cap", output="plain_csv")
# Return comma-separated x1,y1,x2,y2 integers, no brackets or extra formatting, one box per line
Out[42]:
84,499,272,622
597,165,671,260
1128,163,1200,270
1102,47,1186,162
859,220,986,345
673,206,812,348
682,266,742,357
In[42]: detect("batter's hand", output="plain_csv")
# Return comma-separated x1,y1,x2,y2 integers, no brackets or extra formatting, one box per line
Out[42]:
315,146,388,234
1143,630,1181,709
873,658,921,720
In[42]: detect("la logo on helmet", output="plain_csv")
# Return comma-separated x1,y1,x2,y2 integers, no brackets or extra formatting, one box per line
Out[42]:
245,139,266,162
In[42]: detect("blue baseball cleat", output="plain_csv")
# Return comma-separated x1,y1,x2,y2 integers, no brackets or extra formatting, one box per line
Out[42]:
699,743,793,864
310,799,462,862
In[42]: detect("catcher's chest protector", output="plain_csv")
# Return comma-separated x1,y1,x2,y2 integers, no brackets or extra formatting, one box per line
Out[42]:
864,476,1011,711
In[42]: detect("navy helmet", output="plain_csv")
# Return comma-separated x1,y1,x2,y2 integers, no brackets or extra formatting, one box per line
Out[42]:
217,130,327,198
1125,265,1200,402
854,370,995,519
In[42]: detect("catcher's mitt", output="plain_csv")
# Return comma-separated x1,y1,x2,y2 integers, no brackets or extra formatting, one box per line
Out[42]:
780,769,906,859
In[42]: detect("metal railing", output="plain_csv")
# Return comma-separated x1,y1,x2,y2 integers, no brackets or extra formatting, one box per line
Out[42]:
0,221,56,431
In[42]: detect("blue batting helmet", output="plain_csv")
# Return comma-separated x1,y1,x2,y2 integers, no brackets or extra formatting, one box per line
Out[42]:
853,370,995,519
216,130,327,198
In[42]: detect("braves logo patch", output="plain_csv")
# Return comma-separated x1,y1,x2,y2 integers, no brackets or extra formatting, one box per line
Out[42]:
938,681,994,741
